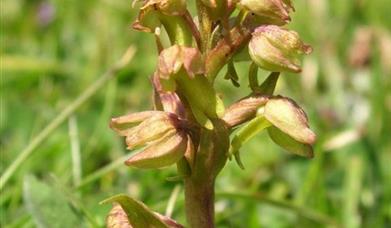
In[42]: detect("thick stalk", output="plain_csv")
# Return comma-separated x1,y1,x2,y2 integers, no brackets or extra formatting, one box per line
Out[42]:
183,120,229,228
184,178,215,228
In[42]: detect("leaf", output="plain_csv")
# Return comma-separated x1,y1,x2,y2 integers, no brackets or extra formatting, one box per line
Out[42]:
101,194,170,228
23,175,81,228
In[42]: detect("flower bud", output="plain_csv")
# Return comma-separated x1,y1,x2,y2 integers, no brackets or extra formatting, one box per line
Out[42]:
259,25,312,55
125,131,188,169
263,96,316,144
249,25,312,73
239,0,293,25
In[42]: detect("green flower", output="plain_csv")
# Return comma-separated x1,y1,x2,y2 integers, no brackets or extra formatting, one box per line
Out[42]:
110,111,190,169
249,25,312,73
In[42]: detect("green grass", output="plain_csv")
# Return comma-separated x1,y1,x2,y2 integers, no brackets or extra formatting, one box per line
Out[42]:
1,0,391,227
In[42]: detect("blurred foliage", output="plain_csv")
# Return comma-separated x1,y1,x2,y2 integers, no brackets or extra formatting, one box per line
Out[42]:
1,0,391,227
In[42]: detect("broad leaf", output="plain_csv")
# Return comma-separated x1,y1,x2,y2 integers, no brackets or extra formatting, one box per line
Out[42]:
101,194,169,228
23,175,81,228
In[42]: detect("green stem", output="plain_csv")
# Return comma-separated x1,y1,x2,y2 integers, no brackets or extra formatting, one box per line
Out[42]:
184,120,229,228
184,178,215,228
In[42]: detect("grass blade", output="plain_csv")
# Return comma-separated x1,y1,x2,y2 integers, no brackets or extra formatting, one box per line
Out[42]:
217,191,340,226
68,115,82,186
0,46,136,190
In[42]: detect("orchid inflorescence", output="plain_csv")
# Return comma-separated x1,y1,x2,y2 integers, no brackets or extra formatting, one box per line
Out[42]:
106,0,315,227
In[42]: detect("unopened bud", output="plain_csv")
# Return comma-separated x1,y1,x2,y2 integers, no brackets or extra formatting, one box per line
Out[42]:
263,96,316,144
125,131,188,169
239,0,293,25
249,25,312,73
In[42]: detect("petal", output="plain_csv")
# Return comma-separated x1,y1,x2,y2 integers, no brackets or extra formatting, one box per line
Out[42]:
264,96,316,144
125,132,187,169
110,111,166,136
125,114,177,149
268,126,314,158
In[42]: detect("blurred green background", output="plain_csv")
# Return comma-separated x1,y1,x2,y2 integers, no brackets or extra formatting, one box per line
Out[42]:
1,0,391,227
